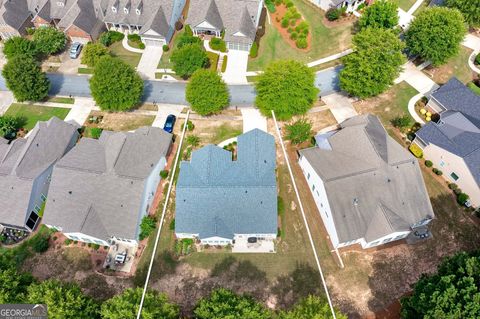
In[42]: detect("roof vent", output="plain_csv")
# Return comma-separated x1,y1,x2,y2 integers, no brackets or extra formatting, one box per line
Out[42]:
68,191,72,194
353,198,359,205
387,178,391,183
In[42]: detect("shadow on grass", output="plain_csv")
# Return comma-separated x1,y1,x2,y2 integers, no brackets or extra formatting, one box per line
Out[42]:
133,250,178,287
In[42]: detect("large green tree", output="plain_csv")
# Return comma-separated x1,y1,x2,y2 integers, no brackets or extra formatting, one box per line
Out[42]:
358,0,399,30
194,288,271,319
101,288,178,319
278,295,347,319
445,0,480,27
27,280,99,319
89,56,144,111
171,44,209,79
3,36,37,60
405,7,467,66
2,56,50,102
81,43,109,68
0,267,34,304
401,252,480,318
186,69,229,115
32,27,66,55
340,27,405,98
255,60,318,120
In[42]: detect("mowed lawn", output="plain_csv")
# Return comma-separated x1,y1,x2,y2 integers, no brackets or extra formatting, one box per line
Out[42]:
5,104,70,131
248,0,353,71
423,46,474,85
392,0,417,11
109,41,142,68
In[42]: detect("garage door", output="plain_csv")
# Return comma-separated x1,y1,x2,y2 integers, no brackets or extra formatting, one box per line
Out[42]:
144,39,165,47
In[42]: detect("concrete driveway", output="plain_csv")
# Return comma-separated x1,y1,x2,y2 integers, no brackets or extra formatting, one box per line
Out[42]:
64,97,96,126
240,108,267,133
322,92,358,123
152,104,184,128
223,50,249,84
137,46,163,80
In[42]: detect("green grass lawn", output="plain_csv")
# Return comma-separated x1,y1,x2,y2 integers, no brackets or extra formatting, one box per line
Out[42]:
78,67,93,74
158,30,185,69
248,0,353,71
423,46,474,85
47,96,75,104
5,104,70,131
109,41,142,68
468,82,480,95
392,0,417,11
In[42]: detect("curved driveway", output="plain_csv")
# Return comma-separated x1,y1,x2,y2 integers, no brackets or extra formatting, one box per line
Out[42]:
0,66,341,106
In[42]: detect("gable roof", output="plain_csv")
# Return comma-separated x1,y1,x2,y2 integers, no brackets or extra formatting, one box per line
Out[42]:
0,0,31,30
0,117,78,228
175,129,277,239
42,127,172,241
300,115,434,244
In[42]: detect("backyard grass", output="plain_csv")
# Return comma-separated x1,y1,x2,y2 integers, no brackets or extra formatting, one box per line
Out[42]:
248,0,353,71
47,96,75,104
5,104,70,131
422,46,474,84
109,41,142,68
392,0,417,11
158,29,185,70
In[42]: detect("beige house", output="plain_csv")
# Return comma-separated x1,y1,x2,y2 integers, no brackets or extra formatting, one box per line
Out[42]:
413,78,480,207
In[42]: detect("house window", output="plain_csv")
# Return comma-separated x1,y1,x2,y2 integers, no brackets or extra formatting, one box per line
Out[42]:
94,240,104,245
325,211,328,218
450,172,459,181
369,241,379,247
34,205,41,213
316,191,319,197
312,184,315,192
41,194,47,202
69,235,79,240
307,173,310,180
440,160,445,167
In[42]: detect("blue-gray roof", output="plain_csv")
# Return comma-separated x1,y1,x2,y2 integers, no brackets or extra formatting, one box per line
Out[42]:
175,129,277,240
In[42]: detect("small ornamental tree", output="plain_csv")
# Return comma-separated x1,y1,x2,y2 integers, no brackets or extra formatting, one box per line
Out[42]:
255,60,318,120
340,28,405,98
401,252,480,318
445,0,480,27
139,215,156,240
32,27,66,55
3,36,37,60
194,289,271,319
358,0,399,29
89,56,144,111
405,7,467,66
278,295,347,319
171,44,209,79
285,118,312,145
81,43,109,68
101,288,179,319
391,115,412,130
186,69,229,115
2,56,50,102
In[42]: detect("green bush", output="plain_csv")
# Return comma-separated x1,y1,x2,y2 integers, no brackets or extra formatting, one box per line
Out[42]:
249,42,258,58
285,118,312,144
32,27,66,55
448,183,458,190
454,188,463,195
99,31,124,47
89,127,103,139
177,35,202,49
181,120,195,131
432,168,443,175
139,215,157,240
424,160,433,167
281,18,289,28
186,135,200,147
457,193,469,205
209,38,227,52
93,244,100,250
169,219,175,231
296,37,308,49
81,42,109,68
160,170,169,179
127,34,141,42
184,25,193,37
475,54,480,65
163,44,170,52
64,239,72,245
290,32,298,40
3,36,37,60
31,233,50,253
285,0,294,7
391,115,412,129
326,8,340,21
265,0,276,12
221,55,228,72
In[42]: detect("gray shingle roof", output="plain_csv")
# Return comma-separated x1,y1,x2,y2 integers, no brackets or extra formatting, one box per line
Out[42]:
175,129,277,240
42,127,172,241
186,0,259,44
0,0,31,29
0,117,78,228
300,115,434,244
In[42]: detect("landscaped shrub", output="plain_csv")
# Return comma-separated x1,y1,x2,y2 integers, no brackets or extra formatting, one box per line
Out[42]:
163,44,170,52
409,143,423,158
281,18,289,28
89,127,103,139
64,239,72,245
127,34,141,42
177,34,202,49
454,188,463,195
425,160,433,167
32,27,66,55
184,25,193,37
181,120,195,131
448,183,458,190
93,244,100,250
475,53,480,65
169,219,175,230
249,42,258,58
139,215,157,240
432,168,443,175
290,32,298,40
99,31,124,47
221,55,228,72
265,0,276,12
296,37,308,49
326,8,340,21
209,38,227,52
186,135,200,147
160,170,169,179
31,233,50,253
285,0,294,7
457,193,469,205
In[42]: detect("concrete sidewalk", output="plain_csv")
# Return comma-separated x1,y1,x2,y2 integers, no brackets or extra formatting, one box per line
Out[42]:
240,108,267,133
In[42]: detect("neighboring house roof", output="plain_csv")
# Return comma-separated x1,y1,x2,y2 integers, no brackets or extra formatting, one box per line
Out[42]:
42,127,172,241
175,129,277,240
186,0,259,44
299,115,434,244
0,117,78,228
0,0,31,30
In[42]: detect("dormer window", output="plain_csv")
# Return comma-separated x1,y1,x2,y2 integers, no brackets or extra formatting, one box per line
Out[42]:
112,0,119,13
57,1,65,7
136,0,143,15
112,6,117,13
135,8,141,15
124,7,129,14
124,0,131,14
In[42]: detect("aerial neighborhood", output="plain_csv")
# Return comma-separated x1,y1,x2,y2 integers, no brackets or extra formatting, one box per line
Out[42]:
0,0,479,318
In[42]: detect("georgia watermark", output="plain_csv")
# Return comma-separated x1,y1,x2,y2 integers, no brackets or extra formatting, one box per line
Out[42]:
0,304,47,319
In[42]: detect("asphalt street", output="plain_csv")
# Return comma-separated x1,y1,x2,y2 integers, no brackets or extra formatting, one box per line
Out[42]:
0,66,341,106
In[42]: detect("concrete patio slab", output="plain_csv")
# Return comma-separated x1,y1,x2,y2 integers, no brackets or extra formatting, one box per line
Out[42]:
232,238,275,253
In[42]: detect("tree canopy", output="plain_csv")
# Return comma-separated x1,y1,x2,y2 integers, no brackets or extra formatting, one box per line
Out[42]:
401,251,480,318
278,295,347,319
171,44,209,79
255,60,318,120
358,0,399,30
2,55,50,102
0,267,34,304
194,288,271,319
405,7,467,66
186,69,229,115
3,36,37,60
340,27,405,98
32,27,66,56
81,43,109,68
100,288,178,319
445,0,480,27
89,56,144,111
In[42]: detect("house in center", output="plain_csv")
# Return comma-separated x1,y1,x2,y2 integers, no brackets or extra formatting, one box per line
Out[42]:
42,127,172,246
175,129,277,252
299,115,434,250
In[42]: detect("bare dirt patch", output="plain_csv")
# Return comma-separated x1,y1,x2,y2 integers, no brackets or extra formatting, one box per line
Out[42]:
188,117,243,146
84,111,155,132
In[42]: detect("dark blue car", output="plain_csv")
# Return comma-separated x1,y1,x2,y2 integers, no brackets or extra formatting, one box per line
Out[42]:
163,114,176,133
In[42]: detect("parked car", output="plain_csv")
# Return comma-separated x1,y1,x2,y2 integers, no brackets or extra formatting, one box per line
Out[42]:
163,114,176,133
70,42,83,59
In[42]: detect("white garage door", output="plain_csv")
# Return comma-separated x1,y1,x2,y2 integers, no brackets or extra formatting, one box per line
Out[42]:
144,38,165,47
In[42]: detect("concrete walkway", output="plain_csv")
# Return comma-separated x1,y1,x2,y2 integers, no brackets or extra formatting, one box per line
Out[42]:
0,91,13,115
463,34,480,51
152,104,184,128
137,46,163,80
306,49,353,68
122,36,144,54
322,92,358,123
240,108,267,133
64,97,96,126
407,0,425,15
468,51,480,74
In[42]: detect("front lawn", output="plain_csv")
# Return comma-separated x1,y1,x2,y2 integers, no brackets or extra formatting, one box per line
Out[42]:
47,96,75,104
422,46,474,84
82,111,155,132
4,104,70,131
108,41,142,68
392,0,417,11
248,0,353,71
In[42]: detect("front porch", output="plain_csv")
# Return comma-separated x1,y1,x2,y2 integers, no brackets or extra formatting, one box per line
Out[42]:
232,237,275,253
193,27,221,38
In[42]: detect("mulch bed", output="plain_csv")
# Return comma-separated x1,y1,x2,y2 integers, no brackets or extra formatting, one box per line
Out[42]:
270,4,311,51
